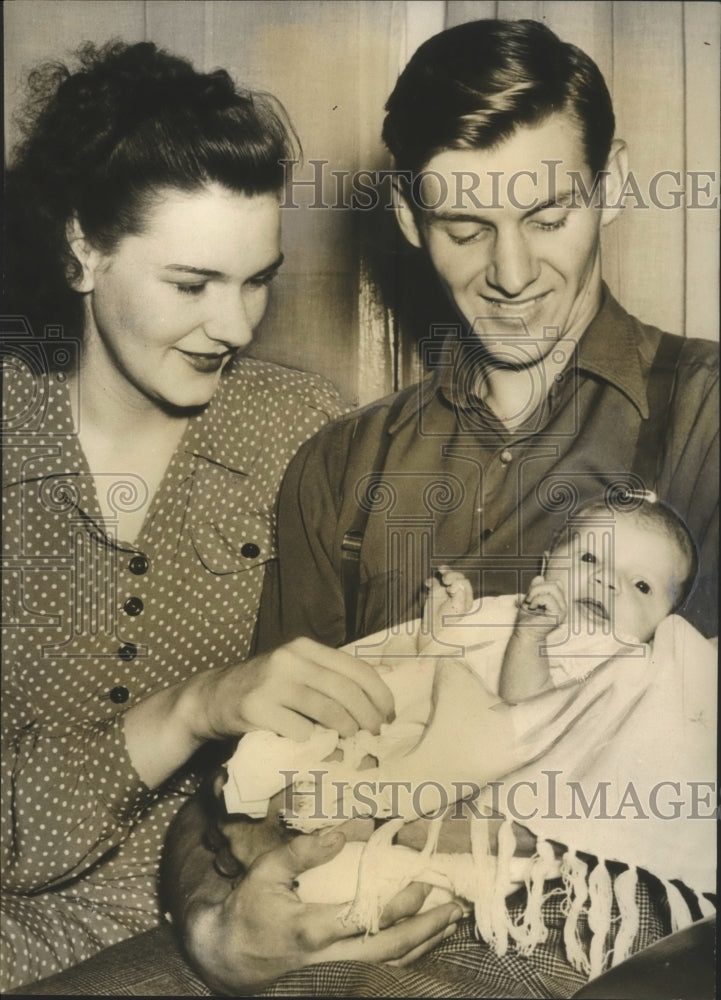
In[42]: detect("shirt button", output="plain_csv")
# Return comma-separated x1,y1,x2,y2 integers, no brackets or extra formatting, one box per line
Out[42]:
129,554,149,575
499,449,513,465
118,642,137,661
109,686,130,704
123,597,144,617
241,542,261,559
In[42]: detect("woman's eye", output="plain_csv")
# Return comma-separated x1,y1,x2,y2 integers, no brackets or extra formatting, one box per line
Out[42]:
175,283,207,296
248,271,279,290
580,551,597,564
635,580,651,595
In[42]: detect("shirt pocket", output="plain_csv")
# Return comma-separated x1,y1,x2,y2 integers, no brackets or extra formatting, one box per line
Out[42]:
189,513,277,624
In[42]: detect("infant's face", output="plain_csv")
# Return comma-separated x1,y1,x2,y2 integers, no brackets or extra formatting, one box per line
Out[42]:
544,517,685,643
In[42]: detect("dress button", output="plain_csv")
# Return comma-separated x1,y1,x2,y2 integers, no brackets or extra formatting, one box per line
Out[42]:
118,642,138,661
123,597,144,617
499,449,513,465
109,686,130,704
129,554,149,575
241,542,261,559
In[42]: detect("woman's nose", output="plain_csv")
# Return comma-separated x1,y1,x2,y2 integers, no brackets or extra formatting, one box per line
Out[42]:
207,290,254,348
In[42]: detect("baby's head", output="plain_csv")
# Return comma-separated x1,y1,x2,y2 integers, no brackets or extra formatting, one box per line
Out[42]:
544,498,697,643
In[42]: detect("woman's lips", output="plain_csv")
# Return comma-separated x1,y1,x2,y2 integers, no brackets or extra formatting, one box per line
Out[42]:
176,349,232,373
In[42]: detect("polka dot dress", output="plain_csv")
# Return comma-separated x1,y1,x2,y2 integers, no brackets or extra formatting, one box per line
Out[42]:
1,354,344,990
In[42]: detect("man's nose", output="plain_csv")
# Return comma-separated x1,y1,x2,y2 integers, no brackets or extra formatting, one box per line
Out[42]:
486,227,539,297
205,289,254,348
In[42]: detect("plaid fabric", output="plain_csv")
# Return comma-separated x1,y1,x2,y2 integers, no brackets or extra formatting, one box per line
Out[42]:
7,872,677,997
257,872,672,998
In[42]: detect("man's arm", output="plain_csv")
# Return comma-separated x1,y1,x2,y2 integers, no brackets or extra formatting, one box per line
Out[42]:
661,340,719,637
160,794,463,996
255,422,354,652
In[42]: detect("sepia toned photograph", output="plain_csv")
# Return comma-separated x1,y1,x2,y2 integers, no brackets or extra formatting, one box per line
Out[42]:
2,1,718,996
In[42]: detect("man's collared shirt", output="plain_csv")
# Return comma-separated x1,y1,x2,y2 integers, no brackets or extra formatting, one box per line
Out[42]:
257,288,718,649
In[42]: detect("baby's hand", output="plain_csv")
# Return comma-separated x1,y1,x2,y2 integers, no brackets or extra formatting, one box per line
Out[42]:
420,566,474,648
515,576,566,636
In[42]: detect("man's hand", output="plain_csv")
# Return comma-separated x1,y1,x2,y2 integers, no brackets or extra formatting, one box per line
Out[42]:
183,827,462,995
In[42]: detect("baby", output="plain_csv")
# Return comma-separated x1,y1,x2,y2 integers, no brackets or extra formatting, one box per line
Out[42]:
498,496,698,701
210,497,698,912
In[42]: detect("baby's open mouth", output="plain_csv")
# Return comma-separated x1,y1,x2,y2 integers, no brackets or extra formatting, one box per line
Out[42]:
576,597,609,623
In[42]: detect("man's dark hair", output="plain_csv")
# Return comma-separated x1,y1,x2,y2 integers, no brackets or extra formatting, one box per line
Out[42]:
382,19,615,178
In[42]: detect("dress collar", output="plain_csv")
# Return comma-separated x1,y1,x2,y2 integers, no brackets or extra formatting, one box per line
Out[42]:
181,360,260,476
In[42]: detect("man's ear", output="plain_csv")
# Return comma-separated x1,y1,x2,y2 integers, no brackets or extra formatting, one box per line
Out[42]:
66,217,102,292
600,139,629,227
392,181,424,249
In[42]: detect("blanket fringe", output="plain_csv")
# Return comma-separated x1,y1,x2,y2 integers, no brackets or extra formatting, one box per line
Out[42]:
560,850,591,975
662,878,694,932
611,867,639,966
469,812,497,945
587,859,613,978
510,838,555,956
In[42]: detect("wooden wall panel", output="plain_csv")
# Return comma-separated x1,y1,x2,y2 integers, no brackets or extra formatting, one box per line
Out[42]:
4,0,145,150
611,1,686,334
4,1,718,416
684,2,720,341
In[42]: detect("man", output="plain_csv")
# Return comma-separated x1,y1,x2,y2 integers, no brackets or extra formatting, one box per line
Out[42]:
256,19,717,653
243,17,717,997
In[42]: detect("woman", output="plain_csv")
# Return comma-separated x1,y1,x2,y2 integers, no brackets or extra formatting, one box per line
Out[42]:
1,41,460,991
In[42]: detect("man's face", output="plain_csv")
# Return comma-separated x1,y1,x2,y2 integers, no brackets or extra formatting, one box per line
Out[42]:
402,112,615,364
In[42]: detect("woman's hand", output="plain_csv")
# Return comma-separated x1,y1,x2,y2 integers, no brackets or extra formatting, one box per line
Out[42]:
125,637,394,789
188,636,395,743
184,828,463,995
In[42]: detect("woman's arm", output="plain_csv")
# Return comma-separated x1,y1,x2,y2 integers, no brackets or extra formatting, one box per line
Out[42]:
123,637,395,788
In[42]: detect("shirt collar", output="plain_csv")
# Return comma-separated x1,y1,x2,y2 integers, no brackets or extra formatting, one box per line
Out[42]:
404,282,650,428
573,284,650,418
181,361,256,475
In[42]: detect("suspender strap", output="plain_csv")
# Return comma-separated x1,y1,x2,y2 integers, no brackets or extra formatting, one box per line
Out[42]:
341,393,409,644
631,332,684,491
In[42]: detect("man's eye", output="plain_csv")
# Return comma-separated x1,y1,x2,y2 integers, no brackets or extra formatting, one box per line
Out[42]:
580,551,597,564
175,283,207,296
446,226,489,245
532,215,569,232
635,580,651,595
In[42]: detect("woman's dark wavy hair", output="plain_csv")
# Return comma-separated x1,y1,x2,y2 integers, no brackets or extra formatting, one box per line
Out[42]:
5,41,298,345
382,19,615,179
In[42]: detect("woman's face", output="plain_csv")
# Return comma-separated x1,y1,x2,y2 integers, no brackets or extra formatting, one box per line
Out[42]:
79,183,283,410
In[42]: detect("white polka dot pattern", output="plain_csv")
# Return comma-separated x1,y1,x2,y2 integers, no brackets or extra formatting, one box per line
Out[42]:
1,355,345,989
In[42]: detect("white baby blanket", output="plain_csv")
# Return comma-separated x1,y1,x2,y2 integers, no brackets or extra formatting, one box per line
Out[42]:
223,600,716,978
